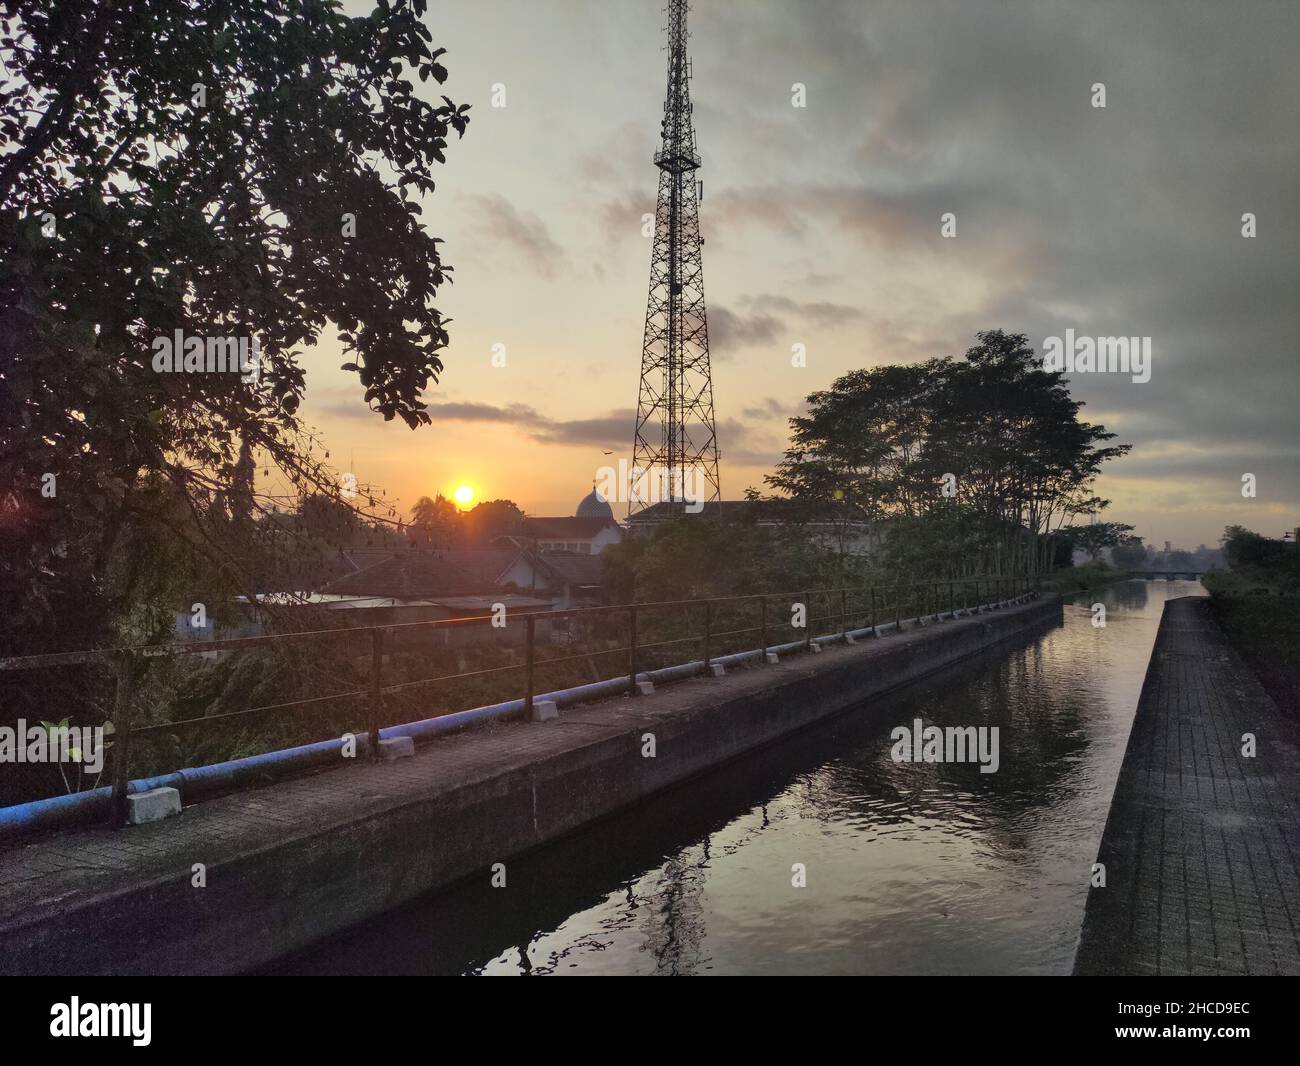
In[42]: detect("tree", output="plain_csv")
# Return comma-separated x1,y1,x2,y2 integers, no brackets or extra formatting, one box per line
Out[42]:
0,0,469,654
462,499,524,545
1061,521,1136,561
409,494,460,547
1221,525,1298,573
763,330,1131,578
767,361,940,548
1110,536,1148,570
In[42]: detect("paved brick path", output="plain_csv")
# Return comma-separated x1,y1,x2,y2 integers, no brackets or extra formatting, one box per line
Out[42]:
1074,596,1300,975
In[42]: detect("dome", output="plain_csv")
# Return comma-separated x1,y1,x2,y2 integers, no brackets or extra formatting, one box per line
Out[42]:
576,487,614,519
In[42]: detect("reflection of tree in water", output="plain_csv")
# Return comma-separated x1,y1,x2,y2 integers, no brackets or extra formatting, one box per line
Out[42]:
1104,580,1150,611
611,799,784,975
639,840,710,975
518,618,1123,975
764,633,1107,864
635,798,801,974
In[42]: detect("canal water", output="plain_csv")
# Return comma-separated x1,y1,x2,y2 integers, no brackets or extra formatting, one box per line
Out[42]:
274,579,1206,976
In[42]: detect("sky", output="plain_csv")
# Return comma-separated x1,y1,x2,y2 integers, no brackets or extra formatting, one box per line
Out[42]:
297,0,1299,549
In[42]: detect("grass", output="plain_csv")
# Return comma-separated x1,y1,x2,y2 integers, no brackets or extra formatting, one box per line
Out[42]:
1204,566,1300,722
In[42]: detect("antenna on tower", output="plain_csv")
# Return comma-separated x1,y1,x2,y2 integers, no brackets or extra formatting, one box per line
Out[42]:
630,0,721,517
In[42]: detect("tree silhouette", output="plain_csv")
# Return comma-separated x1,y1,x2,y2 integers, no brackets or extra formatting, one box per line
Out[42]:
0,0,469,652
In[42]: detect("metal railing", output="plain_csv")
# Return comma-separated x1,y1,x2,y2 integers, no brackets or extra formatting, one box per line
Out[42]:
0,576,1039,824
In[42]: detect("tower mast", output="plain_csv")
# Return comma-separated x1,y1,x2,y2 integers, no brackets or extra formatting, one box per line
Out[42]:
630,0,721,516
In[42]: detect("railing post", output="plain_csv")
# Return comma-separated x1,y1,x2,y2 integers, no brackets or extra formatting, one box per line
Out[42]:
110,651,135,828
805,591,813,653
703,600,712,670
369,627,384,757
525,614,536,718
840,589,847,640
950,579,955,617
760,596,768,659
870,586,877,637
628,605,638,695
895,585,901,631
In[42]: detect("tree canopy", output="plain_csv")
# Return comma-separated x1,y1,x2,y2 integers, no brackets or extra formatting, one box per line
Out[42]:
0,0,469,652
765,330,1131,577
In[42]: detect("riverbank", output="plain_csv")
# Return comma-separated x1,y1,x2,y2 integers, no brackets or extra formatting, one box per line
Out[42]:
1204,571,1300,721
1040,561,1128,596
1073,596,1300,975
0,594,1058,975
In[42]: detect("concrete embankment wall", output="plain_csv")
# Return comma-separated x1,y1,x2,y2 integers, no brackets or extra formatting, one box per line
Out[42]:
0,595,1060,975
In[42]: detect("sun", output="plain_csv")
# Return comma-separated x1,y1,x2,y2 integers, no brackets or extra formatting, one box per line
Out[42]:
453,484,475,508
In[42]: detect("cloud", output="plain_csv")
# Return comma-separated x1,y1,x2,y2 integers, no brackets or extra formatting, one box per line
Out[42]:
741,397,789,420
461,193,564,280
424,399,631,448
709,304,784,352
318,0,1298,545
740,293,864,328
422,400,780,468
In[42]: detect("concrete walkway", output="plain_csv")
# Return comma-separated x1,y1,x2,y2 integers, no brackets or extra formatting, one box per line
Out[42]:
1074,596,1300,975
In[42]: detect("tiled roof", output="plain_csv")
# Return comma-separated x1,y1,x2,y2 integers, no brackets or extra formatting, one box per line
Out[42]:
320,552,487,598
338,546,524,585
428,548,523,586
519,516,620,539
535,552,605,585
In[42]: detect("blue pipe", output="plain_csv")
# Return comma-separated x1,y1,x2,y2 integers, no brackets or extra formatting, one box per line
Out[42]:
0,592,1036,841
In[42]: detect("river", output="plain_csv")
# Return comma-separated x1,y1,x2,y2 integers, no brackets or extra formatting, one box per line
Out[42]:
272,578,1205,975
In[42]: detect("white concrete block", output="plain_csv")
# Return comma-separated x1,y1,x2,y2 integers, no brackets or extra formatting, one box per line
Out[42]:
844,633,858,644
126,786,181,825
378,736,414,760
635,680,655,696
708,663,726,677
809,642,822,653
764,651,780,665
530,699,559,722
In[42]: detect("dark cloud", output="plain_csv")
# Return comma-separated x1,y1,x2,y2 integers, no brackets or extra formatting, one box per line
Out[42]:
741,293,864,328
688,0,1299,536
420,400,779,470
422,399,630,448
709,304,784,352
741,397,789,420
461,192,564,279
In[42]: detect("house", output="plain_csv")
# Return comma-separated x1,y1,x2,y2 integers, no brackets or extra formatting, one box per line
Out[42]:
530,551,607,607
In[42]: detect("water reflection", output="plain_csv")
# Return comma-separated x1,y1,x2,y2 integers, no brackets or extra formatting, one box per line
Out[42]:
271,580,1205,976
